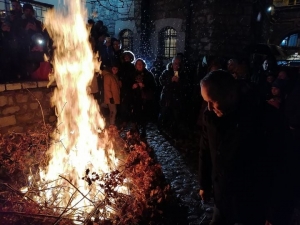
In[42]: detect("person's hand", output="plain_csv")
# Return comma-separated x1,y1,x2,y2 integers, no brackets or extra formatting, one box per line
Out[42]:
172,76,179,82
132,83,138,89
138,82,144,88
25,22,37,31
265,220,272,225
199,189,209,202
267,98,280,109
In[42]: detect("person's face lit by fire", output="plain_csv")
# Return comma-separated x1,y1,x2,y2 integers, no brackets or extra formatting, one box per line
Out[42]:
135,60,144,72
112,66,118,75
271,87,281,96
201,83,237,117
172,58,181,71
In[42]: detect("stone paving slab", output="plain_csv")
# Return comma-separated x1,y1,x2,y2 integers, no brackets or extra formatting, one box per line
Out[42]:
145,124,211,224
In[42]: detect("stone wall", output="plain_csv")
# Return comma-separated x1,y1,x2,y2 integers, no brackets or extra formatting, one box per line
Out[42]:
142,0,265,63
188,0,255,62
0,82,56,134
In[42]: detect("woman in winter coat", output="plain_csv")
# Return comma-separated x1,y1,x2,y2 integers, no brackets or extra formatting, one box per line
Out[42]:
102,65,121,126
131,58,156,136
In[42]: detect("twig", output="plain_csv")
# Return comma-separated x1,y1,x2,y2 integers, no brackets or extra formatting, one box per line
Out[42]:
26,89,46,129
0,211,83,222
0,183,35,203
56,102,67,118
59,175,95,205
52,188,78,225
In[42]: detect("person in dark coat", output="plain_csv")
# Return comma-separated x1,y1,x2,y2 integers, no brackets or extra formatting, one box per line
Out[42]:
158,55,189,137
111,38,123,66
131,58,157,136
265,77,300,225
117,51,136,128
198,70,266,225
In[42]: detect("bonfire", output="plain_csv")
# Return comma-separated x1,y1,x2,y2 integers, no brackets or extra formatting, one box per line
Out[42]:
0,1,169,224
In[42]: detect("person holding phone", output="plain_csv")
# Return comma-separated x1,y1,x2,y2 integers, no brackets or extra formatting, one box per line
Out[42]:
158,55,189,137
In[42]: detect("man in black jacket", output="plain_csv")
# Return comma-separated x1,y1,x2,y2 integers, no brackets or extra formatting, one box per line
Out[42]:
198,70,266,225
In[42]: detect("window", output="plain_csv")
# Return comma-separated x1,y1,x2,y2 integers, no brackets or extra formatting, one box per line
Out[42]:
119,29,133,51
280,32,300,47
159,27,177,59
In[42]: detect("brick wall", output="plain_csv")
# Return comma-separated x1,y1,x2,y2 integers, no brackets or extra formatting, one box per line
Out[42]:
0,82,56,134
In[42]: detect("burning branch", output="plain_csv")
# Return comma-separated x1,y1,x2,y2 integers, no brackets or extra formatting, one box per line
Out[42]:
0,126,170,224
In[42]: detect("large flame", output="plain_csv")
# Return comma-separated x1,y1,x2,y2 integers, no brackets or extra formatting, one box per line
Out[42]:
33,0,125,221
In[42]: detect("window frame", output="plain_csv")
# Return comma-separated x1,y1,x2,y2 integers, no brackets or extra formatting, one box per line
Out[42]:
158,26,177,60
280,32,300,48
119,29,134,51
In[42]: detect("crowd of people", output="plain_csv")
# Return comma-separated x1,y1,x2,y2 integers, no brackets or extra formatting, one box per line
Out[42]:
87,19,199,139
0,0,50,82
89,18,300,224
1,2,300,224
197,59,300,225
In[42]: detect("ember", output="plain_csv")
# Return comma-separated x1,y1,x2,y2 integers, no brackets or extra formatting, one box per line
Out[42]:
0,0,169,224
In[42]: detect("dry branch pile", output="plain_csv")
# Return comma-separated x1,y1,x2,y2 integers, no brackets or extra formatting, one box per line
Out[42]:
0,124,170,225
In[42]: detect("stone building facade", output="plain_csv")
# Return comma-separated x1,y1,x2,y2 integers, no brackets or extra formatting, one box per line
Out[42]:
269,0,300,53
87,0,271,65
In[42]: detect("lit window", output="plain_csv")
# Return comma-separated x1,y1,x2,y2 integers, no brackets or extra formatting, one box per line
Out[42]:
119,29,133,51
159,27,177,59
280,37,288,46
280,33,300,47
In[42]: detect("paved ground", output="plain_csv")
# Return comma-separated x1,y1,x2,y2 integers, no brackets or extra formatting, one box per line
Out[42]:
145,123,213,225
142,123,300,225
